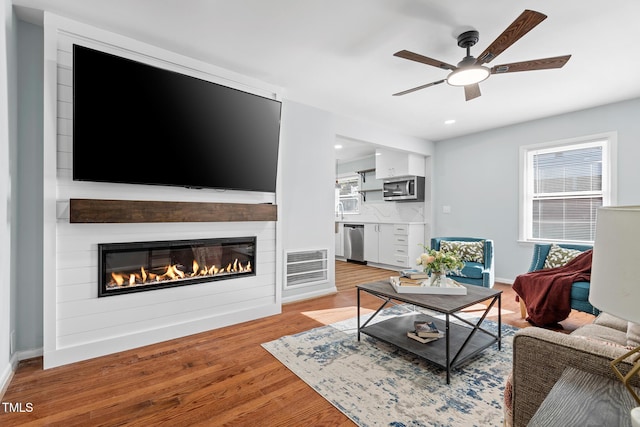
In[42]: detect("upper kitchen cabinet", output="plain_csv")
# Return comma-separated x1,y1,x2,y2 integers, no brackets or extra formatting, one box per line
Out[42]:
375,149,426,179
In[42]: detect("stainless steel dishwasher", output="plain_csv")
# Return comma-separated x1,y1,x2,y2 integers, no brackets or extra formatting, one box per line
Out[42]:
344,224,365,263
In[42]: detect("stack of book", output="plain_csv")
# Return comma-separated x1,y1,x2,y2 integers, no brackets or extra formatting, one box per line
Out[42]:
407,320,445,344
398,269,429,287
401,269,429,279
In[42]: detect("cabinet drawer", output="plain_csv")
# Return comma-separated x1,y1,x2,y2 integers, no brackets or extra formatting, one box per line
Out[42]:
392,235,409,245
391,255,409,267
393,244,409,256
393,225,409,235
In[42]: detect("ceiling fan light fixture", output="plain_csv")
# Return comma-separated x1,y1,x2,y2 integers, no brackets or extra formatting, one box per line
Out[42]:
446,66,490,87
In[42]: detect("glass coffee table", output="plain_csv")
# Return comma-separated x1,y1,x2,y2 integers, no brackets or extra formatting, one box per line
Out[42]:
357,280,502,384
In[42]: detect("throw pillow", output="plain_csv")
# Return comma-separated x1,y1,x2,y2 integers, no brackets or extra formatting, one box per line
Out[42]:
440,240,484,263
543,244,583,269
628,322,640,347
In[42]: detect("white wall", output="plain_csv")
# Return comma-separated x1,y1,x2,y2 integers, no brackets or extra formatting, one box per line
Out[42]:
279,101,337,301
335,115,434,157
433,97,640,283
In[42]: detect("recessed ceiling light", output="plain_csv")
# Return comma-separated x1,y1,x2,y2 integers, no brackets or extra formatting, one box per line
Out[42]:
334,144,343,149
444,119,456,125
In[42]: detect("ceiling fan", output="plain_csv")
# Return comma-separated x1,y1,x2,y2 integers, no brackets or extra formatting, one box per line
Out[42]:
392,9,571,101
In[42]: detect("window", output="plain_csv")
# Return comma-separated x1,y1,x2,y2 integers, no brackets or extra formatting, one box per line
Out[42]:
335,175,360,215
520,134,616,243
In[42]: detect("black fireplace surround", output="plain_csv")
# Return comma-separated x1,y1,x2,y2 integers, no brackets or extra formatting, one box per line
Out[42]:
98,237,256,297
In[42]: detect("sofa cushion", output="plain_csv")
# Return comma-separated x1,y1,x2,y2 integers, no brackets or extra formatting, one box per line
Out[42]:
450,261,484,279
440,240,484,263
544,243,583,269
628,322,640,347
572,323,629,347
569,281,591,302
572,322,640,363
593,312,629,332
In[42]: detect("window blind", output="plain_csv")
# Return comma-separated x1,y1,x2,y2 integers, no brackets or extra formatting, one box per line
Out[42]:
530,144,604,241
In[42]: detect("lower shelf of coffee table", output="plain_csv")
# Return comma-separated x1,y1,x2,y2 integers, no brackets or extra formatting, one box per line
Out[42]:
360,313,498,370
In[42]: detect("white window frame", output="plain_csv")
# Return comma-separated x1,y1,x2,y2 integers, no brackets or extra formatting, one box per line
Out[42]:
519,132,617,244
335,174,360,215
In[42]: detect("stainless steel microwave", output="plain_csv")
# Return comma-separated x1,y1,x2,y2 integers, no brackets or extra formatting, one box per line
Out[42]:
383,176,425,202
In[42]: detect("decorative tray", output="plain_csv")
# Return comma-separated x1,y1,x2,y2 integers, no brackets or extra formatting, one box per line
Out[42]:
389,276,467,295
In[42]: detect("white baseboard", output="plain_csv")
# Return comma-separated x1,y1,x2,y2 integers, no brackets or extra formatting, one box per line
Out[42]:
496,277,515,285
15,347,44,361
0,360,13,400
0,347,44,400
281,286,337,304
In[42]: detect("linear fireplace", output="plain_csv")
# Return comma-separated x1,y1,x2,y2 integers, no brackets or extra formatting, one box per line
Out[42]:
98,237,256,297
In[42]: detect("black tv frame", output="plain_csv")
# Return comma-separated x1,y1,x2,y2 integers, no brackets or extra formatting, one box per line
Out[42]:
72,44,282,193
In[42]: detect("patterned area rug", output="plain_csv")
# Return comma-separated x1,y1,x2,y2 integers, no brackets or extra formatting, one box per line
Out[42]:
262,305,517,427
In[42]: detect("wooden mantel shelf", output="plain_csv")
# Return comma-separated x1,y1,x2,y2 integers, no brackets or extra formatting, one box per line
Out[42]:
69,199,278,223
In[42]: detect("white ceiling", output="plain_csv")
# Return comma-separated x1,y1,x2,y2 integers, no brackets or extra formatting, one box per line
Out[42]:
14,0,640,145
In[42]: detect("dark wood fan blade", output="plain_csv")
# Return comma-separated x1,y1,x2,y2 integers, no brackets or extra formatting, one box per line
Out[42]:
476,10,547,65
394,50,457,71
491,55,571,74
392,79,446,96
464,83,481,101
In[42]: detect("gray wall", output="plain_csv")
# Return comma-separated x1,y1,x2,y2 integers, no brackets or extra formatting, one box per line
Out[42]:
1,0,16,386
15,18,42,353
433,97,640,282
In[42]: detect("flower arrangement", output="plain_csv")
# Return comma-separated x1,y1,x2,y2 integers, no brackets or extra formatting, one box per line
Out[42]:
416,246,465,276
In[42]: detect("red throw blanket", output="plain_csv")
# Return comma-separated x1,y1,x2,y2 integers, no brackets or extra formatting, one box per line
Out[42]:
512,250,592,326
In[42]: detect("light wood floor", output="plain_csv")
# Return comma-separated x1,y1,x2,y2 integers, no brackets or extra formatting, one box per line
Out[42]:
0,261,594,426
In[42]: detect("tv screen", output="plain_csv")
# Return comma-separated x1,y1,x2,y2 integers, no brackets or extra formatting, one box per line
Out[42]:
72,44,281,193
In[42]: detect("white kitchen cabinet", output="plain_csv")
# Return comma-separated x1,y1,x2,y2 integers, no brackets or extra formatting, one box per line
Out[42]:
364,222,425,268
375,149,426,179
377,224,397,265
364,223,380,262
335,223,344,257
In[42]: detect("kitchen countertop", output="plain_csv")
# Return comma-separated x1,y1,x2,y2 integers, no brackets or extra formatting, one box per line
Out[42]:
335,220,426,225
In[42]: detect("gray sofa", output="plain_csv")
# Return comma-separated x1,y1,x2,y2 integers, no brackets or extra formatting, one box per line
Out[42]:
505,313,640,427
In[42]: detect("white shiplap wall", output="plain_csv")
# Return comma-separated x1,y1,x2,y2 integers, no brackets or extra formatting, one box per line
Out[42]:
43,14,282,368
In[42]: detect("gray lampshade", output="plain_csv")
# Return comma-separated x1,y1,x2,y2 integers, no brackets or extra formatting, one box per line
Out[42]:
589,206,640,324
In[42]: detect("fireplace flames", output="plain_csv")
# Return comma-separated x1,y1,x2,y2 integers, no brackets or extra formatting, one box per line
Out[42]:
107,258,252,289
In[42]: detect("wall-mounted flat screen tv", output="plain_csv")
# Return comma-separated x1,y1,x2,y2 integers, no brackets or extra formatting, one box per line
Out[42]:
73,44,281,193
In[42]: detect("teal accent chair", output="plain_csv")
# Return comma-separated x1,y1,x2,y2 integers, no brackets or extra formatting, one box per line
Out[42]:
430,237,495,288
525,243,599,316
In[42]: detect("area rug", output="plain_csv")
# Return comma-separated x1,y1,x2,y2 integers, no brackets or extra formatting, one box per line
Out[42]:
262,305,517,427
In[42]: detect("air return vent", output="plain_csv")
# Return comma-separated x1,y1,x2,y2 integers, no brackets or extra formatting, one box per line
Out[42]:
285,249,328,288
